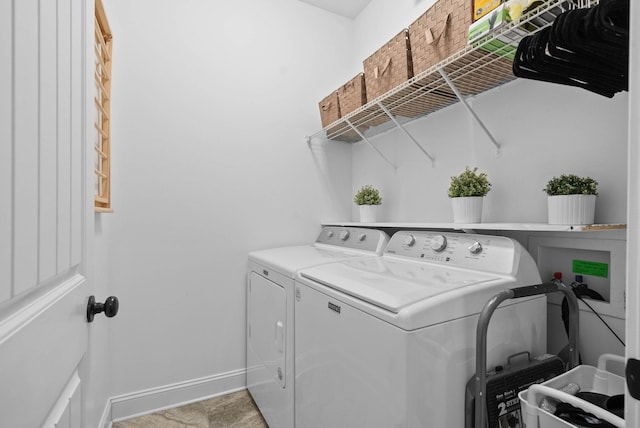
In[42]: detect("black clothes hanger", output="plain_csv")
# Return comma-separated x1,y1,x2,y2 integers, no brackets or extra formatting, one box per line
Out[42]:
512,0,629,97
594,0,629,44
554,402,617,427
513,29,620,97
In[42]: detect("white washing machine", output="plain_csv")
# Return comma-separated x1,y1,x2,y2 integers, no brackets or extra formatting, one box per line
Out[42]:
246,226,389,428
294,230,547,428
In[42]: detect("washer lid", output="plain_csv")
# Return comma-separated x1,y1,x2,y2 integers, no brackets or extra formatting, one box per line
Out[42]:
299,257,502,313
249,245,375,277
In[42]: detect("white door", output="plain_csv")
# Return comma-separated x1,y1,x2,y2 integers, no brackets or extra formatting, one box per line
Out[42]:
628,2,640,425
0,0,94,426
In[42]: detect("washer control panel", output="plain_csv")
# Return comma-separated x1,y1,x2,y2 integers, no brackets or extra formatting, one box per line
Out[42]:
384,230,517,274
316,226,389,254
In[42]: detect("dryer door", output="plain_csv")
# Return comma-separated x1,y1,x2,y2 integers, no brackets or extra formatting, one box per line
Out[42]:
248,272,286,388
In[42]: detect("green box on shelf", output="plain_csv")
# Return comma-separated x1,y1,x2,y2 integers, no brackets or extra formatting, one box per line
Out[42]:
480,37,517,60
479,25,528,60
468,4,530,61
468,4,511,41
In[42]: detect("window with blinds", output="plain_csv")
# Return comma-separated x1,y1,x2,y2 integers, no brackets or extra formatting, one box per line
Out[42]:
95,0,112,212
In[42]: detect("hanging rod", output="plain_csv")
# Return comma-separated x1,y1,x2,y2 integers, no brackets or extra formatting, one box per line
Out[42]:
437,66,502,156
376,101,435,166
345,118,397,169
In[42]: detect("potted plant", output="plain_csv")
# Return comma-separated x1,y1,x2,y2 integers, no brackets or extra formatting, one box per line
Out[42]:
544,174,598,225
354,185,382,223
448,167,491,223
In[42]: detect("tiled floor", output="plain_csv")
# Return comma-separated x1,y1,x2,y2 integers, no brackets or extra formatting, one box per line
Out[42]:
112,390,268,428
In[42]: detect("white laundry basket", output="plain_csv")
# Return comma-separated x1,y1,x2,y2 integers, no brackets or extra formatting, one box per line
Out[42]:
519,354,626,428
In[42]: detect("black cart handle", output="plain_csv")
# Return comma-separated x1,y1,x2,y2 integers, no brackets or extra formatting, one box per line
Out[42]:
511,281,560,298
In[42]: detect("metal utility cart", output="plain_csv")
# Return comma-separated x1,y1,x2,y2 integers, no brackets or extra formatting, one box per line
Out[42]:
466,281,580,428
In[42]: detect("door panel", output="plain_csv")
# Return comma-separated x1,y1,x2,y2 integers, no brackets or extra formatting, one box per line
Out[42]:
70,0,83,267
13,0,40,294
1,0,86,303
0,275,88,427
41,370,82,427
57,0,72,274
0,0,11,302
39,0,60,283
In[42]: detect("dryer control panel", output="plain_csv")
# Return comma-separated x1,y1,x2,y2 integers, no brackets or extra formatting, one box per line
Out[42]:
385,231,520,275
315,227,389,254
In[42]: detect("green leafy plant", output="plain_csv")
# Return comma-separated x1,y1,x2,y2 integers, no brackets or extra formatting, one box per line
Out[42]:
543,174,598,196
448,167,491,198
354,185,382,205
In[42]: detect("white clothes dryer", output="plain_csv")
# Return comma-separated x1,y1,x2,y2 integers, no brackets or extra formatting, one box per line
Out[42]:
246,226,389,428
294,230,547,428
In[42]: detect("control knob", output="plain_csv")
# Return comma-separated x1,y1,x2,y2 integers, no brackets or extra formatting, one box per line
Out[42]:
404,234,416,246
358,233,367,242
430,235,447,252
326,230,334,238
339,230,350,241
468,241,483,254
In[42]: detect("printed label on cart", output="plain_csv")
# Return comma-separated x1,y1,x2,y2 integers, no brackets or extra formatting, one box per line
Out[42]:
494,389,523,428
572,259,609,278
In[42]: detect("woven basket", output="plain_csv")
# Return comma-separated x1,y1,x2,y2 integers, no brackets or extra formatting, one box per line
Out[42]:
318,91,340,128
408,0,473,76
338,73,367,116
363,29,413,102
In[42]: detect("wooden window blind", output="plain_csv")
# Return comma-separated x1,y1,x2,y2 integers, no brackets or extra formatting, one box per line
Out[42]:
94,0,112,212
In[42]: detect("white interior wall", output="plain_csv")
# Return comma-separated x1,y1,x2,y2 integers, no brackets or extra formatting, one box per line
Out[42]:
99,0,354,404
348,80,628,223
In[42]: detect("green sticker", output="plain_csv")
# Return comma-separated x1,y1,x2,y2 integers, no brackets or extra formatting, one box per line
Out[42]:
572,259,609,278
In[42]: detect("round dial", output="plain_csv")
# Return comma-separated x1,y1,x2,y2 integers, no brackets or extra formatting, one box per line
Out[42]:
468,241,483,254
339,230,350,241
358,233,367,242
430,235,447,252
326,230,334,238
404,235,416,246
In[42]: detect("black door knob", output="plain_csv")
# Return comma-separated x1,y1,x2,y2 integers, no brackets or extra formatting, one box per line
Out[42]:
87,295,119,322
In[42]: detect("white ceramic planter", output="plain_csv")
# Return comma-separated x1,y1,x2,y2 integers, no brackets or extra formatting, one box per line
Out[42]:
359,204,379,223
451,196,483,223
547,194,596,225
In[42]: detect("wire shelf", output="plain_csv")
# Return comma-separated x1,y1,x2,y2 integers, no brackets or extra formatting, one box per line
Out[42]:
312,0,598,144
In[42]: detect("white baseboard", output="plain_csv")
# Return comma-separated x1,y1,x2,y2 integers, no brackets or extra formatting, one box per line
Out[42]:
108,369,246,423
98,399,112,428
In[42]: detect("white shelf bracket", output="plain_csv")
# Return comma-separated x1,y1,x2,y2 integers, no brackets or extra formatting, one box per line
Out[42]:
437,66,502,157
305,133,325,147
344,118,397,170
376,101,435,166
306,128,328,146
